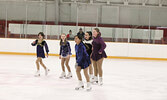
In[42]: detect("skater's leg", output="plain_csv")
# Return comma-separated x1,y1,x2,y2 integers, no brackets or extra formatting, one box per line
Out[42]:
36,57,41,70
39,58,47,69
59,58,66,78
97,58,104,77
89,64,93,75
97,58,104,85
92,59,99,83
65,55,72,78
89,60,93,75
61,58,66,72
83,67,90,82
75,67,84,90
65,55,71,72
39,58,49,76
76,67,82,81
84,67,92,91
35,57,41,76
92,60,98,76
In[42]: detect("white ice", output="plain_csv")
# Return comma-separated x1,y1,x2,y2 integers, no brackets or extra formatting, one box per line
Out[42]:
0,55,167,100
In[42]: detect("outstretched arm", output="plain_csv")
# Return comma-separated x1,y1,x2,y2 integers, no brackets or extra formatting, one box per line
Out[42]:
31,40,37,46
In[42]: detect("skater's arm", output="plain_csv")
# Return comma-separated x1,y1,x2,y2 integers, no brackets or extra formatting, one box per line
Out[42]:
75,45,77,61
31,40,37,46
44,41,49,55
67,42,72,55
59,46,62,59
59,45,62,55
77,47,84,66
98,37,106,54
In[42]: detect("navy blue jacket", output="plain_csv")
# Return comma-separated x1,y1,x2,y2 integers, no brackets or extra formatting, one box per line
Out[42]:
75,42,91,69
31,39,49,58
59,41,72,57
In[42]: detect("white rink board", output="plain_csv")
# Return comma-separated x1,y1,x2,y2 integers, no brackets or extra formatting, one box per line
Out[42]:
0,38,167,58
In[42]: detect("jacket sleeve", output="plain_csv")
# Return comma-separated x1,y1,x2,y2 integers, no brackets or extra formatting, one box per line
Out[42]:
98,37,106,53
77,46,84,66
59,45,62,55
67,42,72,55
31,40,37,46
75,45,77,61
44,41,49,54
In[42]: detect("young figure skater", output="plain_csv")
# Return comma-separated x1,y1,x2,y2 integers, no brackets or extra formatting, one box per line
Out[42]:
59,33,72,79
31,32,50,77
74,35,92,91
91,28,107,85
83,31,94,82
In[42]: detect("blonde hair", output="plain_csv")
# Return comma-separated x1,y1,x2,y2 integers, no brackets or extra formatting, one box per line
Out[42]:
60,33,67,46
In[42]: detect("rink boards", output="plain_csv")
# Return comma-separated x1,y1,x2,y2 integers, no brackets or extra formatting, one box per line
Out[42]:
0,38,167,60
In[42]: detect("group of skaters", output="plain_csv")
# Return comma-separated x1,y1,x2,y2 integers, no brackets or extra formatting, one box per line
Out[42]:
31,28,107,91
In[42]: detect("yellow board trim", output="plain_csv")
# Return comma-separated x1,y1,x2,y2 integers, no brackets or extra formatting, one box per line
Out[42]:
0,52,167,61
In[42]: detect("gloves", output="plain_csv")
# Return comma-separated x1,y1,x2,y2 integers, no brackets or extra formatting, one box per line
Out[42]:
75,63,78,69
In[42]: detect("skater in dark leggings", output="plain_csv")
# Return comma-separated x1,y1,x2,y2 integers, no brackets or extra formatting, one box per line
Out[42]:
31,32,50,77
83,31,94,82
74,35,92,91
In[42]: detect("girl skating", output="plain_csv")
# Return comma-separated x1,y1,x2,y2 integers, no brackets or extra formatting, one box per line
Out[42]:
83,31,94,82
31,32,50,77
91,28,107,85
59,33,72,79
74,35,92,91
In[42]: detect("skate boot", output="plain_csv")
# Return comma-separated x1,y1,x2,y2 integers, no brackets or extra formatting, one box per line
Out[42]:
45,68,50,76
91,76,98,84
86,82,92,91
75,80,84,90
59,72,66,78
99,77,103,86
34,70,40,77
89,74,94,83
66,72,72,79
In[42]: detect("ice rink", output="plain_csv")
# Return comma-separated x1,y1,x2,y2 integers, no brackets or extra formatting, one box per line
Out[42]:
0,54,167,100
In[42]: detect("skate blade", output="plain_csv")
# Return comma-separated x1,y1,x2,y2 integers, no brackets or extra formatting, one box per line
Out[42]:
45,69,50,76
65,76,72,79
75,86,84,90
92,81,98,85
59,76,66,79
99,83,103,86
75,88,79,90
86,87,92,91
34,74,40,77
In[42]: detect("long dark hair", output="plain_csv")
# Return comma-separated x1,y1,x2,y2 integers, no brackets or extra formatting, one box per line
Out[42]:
60,33,67,46
85,31,92,40
74,34,83,43
75,34,90,50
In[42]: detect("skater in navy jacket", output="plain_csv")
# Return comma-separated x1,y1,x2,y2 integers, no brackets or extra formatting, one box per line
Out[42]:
74,35,92,91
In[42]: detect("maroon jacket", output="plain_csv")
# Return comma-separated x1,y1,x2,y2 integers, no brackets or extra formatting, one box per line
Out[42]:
91,35,107,61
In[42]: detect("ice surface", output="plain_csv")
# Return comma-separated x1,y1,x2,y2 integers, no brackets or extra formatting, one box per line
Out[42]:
0,55,167,100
